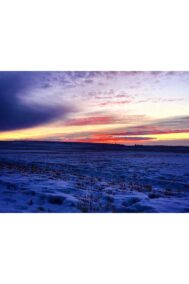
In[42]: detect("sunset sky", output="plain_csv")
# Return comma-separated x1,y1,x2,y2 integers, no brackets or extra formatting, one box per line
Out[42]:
0,71,189,145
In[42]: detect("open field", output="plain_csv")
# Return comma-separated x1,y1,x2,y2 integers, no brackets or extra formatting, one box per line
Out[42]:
0,142,189,213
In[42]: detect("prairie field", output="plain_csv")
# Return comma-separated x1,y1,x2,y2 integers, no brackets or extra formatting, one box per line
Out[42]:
0,142,189,213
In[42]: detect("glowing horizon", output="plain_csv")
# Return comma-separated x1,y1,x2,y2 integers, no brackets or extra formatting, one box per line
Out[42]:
0,71,189,146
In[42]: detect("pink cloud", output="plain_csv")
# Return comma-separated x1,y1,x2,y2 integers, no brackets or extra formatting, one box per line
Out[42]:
64,115,121,126
63,114,146,126
98,100,132,107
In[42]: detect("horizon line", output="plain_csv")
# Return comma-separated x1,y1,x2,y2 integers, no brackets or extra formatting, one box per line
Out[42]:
0,139,189,148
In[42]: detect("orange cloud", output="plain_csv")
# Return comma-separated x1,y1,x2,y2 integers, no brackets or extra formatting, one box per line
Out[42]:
68,133,155,144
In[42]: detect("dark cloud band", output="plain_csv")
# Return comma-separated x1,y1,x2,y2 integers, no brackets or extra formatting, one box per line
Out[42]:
0,72,71,131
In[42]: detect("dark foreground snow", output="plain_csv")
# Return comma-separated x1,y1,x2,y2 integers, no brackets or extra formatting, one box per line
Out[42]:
0,142,189,213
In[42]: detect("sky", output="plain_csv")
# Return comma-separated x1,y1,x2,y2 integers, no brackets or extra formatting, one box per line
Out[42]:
0,71,189,145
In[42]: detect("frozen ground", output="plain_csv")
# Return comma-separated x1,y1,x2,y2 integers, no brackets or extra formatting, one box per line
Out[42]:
0,142,189,213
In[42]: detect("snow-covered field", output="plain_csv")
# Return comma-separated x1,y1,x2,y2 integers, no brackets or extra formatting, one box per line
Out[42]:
0,142,189,213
